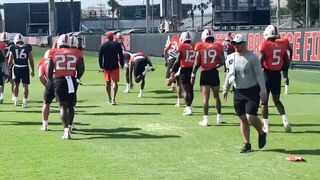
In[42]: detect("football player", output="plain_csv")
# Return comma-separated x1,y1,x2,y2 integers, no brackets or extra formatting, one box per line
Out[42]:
129,52,154,97
191,29,225,126
171,31,195,115
8,34,34,108
275,33,292,95
259,25,291,133
38,50,53,131
163,34,182,106
0,32,14,103
222,35,235,73
47,34,85,139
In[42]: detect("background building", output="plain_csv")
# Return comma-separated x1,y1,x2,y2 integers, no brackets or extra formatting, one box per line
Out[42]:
4,2,81,36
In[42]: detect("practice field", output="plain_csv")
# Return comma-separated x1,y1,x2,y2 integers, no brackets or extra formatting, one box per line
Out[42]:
0,47,319,179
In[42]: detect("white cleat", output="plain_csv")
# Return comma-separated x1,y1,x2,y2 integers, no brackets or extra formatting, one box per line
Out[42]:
262,124,270,133
62,131,71,140
182,109,192,116
216,116,224,125
22,102,27,108
138,92,143,98
284,123,292,133
198,120,209,127
40,125,48,131
14,100,18,106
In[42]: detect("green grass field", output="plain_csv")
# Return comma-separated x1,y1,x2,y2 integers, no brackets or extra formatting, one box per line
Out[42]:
0,47,319,179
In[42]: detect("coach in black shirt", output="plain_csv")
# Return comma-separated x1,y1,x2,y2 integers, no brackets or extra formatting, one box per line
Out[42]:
99,32,124,105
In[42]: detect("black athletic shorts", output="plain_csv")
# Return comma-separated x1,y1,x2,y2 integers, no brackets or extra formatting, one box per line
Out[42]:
134,58,148,79
13,66,30,84
264,70,281,95
43,81,55,104
54,76,78,103
179,67,192,84
234,85,260,116
123,53,131,65
0,70,4,86
200,69,220,87
166,57,179,78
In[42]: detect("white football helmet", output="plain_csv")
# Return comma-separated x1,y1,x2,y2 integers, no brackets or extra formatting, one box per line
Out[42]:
14,34,24,44
57,34,70,47
69,36,78,48
44,50,50,58
201,28,214,42
264,25,279,40
179,31,193,43
116,33,123,39
0,32,9,42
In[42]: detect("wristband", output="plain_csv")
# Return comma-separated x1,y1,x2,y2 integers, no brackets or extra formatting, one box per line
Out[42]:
191,73,196,78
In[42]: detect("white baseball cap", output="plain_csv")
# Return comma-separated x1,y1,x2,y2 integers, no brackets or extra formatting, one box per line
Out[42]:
232,34,246,43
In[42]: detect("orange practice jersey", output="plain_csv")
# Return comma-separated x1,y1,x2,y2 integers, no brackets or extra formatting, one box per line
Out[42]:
176,43,195,68
48,48,83,77
38,58,49,78
259,40,287,71
195,42,224,71
129,52,147,65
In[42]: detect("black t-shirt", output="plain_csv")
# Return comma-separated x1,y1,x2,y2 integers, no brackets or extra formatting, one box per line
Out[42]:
99,41,124,70
10,44,32,66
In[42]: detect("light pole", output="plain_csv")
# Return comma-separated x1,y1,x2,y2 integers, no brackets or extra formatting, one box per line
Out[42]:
276,0,280,27
306,0,310,27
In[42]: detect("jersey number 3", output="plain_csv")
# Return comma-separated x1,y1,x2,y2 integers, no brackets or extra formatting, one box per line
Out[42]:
55,55,77,70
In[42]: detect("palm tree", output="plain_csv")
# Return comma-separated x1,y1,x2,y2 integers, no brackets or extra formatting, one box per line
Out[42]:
198,2,208,29
185,4,197,29
107,0,121,29
207,0,216,30
69,0,75,32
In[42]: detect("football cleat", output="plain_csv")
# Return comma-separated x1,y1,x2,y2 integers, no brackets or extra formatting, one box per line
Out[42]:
14,100,18,106
240,143,252,153
22,102,27,108
284,123,292,133
216,116,224,125
40,125,48,131
0,98,3,104
182,109,192,116
111,99,116,105
198,120,209,127
258,132,267,149
138,91,143,98
262,124,270,133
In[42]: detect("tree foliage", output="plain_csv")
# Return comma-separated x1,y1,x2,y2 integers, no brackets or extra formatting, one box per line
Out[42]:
287,0,319,26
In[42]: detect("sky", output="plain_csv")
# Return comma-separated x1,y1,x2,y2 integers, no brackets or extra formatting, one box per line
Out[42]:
0,0,288,8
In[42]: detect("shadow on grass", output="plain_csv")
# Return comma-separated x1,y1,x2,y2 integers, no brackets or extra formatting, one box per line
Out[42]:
122,102,173,106
73,132,180,140
290,130,320,134
0,121,90,126
148,90,175,94
269,123,320,127
144,95,177,99
289,92,320,95
75,105,101,108
77,112,161,116
264,149,320,155
0,109,86,113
